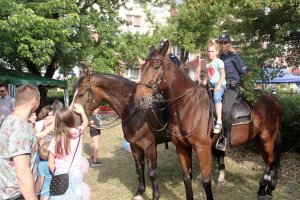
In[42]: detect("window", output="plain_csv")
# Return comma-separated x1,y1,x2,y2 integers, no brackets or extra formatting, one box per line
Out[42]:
125,68,140,81
126,15,141,27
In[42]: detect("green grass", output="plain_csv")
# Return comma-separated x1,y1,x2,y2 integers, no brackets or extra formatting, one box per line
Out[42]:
82,119,300,200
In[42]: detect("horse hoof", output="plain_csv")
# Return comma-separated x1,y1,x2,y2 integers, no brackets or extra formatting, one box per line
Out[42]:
132,195,143,200
264,195,273,200
257,195,272,200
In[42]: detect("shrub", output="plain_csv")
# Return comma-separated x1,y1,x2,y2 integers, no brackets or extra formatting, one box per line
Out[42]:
278,94,300,153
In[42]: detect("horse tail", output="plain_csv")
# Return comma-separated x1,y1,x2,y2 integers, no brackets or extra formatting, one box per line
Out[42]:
273,130,282,179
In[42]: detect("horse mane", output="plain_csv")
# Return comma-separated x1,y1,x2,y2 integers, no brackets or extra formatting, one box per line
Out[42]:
73,72,137,92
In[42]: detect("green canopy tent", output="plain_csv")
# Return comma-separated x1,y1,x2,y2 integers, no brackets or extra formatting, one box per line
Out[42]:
0,68,69,106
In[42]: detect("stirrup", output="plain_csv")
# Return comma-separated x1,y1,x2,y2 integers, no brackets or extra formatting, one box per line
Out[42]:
215,137,227,151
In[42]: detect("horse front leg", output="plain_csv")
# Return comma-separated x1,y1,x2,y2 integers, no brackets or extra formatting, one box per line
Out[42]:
130,145,146,199
195,145,214,200
145,144,160,200
176,144,194,200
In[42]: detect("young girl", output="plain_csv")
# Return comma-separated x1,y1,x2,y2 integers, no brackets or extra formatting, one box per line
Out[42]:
37,105,55,144
202,42,226,134
35,141,52,200
48,103,88,199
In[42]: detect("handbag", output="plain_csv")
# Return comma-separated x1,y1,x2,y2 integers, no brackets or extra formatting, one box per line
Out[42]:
50,136,81,196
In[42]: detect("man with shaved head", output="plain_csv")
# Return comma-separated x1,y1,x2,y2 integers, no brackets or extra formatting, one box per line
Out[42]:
0,84,40,200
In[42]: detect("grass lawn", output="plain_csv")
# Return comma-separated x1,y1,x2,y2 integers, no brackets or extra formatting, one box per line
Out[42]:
82,118,300,200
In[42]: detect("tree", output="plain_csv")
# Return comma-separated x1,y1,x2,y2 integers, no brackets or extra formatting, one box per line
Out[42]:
156,0,230,64
0,0,169,106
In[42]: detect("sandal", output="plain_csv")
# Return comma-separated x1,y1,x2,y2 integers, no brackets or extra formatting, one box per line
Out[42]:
213,123,222,134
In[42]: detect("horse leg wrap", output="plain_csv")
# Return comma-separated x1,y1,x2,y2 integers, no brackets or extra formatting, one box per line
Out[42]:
149,169,160,200
218,169,225,182
258,171,269,196
202,177,214,200
266,170,277,196
183,175,193,200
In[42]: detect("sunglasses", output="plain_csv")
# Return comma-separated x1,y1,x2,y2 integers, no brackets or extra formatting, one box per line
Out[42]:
219,41,229,45
0,90,4,92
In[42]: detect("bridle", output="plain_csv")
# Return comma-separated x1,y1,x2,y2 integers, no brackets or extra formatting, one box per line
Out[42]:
138,56,166,94
138,55,201,105
77,74,97,112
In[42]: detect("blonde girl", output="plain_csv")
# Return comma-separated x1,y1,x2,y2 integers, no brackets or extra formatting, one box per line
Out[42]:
48,103,88,199
202,42,226,134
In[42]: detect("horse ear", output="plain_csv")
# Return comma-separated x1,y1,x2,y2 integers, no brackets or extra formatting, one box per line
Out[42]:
149,46,156,54
159,40,169,56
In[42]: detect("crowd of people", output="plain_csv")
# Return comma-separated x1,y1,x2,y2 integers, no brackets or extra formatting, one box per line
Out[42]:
0,84,103,200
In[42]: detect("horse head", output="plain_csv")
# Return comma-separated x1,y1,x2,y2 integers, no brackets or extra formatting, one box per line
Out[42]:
135,40,171,110
73,71,101,116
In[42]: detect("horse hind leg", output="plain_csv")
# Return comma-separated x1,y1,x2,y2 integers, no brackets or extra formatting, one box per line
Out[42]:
214,149,226,183
257,130,281,200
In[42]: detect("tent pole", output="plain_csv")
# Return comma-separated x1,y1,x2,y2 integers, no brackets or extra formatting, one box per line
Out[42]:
64,89,69,107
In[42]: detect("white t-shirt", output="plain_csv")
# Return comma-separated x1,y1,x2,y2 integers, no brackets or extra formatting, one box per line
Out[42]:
206,58,226,85
48,127,83,175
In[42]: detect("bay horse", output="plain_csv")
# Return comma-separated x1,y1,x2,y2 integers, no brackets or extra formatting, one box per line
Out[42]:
134,41,283,200
73,72,169,200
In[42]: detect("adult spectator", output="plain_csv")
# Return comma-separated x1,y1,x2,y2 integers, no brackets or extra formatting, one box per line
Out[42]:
160,40,181,67
0,84,15,126
52,99,63,114
0,84,40,200
216,34,250,151
89,107,102,166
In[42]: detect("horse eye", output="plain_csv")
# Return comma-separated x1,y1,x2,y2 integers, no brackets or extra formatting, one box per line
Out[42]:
78,92,84,97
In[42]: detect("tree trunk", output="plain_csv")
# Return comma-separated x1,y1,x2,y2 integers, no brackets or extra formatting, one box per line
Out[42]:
26,56,59,113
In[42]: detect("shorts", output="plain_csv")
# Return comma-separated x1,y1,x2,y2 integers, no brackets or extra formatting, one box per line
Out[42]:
210,82,226,104
90,129,101,137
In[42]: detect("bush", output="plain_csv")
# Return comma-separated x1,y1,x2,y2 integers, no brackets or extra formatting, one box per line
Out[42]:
278,94,300,153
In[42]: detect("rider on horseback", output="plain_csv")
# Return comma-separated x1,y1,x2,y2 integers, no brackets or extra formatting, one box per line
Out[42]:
216,35,251,151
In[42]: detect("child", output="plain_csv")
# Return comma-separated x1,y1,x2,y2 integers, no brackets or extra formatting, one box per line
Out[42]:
89,107,102,166
37,105,55,144
35,141,52,200
48,103,88,199
202,42,226,134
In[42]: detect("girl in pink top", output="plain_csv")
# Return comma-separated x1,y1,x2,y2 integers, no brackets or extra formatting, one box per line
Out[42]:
48,104,88,200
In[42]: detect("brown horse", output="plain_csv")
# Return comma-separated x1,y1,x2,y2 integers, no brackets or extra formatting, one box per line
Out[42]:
73,72,169,200
134,41,283,200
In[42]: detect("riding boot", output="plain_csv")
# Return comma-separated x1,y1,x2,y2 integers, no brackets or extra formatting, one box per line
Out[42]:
215,116,231,151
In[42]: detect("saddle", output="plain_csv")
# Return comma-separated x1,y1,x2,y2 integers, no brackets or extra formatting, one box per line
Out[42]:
230,99,252,125
207,88,252,126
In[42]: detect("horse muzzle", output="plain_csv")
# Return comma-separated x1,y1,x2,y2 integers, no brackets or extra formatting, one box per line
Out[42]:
135,96,152,111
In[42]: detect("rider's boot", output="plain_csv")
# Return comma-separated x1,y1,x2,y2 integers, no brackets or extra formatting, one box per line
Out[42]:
215,116,231,151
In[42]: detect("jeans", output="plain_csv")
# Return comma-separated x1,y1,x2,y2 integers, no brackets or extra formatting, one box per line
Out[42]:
210,82,226,104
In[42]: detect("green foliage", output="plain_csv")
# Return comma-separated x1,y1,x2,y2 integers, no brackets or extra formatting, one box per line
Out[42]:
157,0,230,58
278,94,300,153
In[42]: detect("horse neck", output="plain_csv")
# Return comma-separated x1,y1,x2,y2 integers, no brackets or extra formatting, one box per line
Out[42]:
163,65,197,103
93,75,136,120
